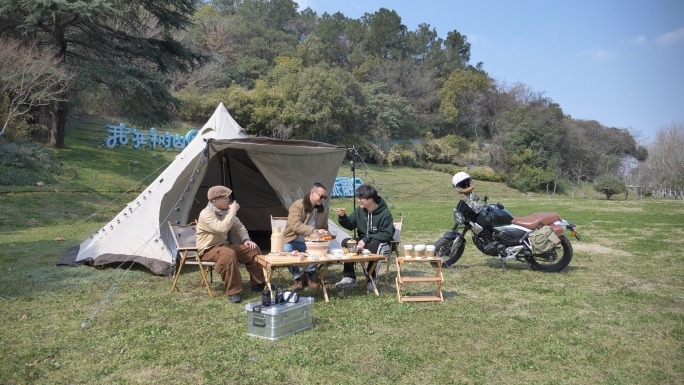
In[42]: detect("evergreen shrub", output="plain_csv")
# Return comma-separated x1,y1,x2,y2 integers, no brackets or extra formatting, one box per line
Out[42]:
0,142,72,186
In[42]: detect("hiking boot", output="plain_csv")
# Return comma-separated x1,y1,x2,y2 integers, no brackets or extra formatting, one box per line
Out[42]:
305,272,318,288
228,294,241,303
335,277,357,289
292,278,303,291
251,283,265,293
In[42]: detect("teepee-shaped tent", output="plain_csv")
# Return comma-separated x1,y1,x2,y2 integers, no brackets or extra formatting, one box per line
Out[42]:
59,103,348,275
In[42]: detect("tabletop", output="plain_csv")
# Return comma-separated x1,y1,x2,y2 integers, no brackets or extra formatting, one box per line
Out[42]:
256,253,386,268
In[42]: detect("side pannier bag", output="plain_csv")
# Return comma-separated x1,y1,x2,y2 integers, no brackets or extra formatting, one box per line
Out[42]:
528,225,561,254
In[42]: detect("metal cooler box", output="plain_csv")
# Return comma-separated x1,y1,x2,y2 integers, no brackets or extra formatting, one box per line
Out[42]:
244,297,314,340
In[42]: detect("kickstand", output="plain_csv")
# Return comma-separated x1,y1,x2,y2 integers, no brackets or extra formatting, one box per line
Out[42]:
501,262,507,272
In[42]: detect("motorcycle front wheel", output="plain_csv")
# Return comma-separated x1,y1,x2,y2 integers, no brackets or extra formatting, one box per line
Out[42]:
528,235,573,272
434,236,466,267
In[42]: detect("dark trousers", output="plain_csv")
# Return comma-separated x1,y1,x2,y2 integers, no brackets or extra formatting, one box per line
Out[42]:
341,238,384,280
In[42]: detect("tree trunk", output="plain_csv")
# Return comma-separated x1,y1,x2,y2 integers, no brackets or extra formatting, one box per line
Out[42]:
50,99,67,148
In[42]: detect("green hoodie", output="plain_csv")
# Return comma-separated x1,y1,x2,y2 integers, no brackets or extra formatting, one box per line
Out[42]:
338,197,394,245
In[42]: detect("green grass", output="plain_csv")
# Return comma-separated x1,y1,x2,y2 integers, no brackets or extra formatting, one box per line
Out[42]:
0,133,683,384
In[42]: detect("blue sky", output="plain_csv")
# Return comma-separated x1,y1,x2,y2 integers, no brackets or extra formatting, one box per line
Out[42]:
298,0,684,143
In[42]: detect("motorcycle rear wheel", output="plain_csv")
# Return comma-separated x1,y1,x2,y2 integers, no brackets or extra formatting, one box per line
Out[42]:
434,236,466,267
528,235,573,272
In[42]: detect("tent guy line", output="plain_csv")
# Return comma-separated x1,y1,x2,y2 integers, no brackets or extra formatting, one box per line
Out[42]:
81,151,208,329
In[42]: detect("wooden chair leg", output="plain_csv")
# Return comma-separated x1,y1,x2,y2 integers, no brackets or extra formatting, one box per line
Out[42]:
195,256,213,298
384,245,397,284
171,253,187,293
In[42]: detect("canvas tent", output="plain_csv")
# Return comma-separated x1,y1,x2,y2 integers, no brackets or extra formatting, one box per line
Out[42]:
59,103,349,275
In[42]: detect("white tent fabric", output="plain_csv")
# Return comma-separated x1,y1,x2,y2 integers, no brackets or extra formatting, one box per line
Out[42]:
59,103,349,275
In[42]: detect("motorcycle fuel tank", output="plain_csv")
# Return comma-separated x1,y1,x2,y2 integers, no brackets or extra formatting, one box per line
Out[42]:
476,206,514,228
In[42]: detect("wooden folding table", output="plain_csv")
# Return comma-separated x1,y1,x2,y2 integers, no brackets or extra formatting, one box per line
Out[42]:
256,254,386,303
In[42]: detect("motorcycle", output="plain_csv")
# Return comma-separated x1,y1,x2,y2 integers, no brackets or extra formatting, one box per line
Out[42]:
434,192,581,272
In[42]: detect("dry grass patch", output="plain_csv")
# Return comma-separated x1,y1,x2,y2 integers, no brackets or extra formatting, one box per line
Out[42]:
573,241,631,256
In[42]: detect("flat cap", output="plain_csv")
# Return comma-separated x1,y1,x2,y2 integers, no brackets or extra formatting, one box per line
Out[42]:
207,186,232,200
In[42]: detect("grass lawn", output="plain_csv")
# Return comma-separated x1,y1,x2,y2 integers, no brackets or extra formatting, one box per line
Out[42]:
0,129,682,384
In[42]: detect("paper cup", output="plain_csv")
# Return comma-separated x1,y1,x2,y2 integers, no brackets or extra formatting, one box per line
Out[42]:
414,244,426,258
403,244,413,258
426,245,436,258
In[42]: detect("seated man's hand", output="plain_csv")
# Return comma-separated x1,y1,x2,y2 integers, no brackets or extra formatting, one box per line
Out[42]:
229,200,240,212
244,240,257,250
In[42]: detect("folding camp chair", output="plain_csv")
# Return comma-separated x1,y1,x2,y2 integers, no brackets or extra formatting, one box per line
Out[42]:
169,221,215,297
382,218,403,284
270,215,288,233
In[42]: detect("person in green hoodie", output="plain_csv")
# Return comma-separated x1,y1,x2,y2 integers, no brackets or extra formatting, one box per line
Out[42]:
335,184,394,290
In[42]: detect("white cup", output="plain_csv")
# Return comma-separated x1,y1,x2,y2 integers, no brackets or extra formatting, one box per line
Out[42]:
403,244,413,258
426,245,436,258
414,244,426,258
332,248,344,257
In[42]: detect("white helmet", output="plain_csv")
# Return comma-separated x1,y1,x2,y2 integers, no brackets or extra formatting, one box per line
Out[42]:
452,172,474,194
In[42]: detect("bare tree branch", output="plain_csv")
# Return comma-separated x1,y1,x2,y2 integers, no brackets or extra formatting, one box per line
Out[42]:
0,38,74,137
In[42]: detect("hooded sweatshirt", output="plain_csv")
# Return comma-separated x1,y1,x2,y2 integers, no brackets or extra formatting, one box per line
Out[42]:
338,197,394,245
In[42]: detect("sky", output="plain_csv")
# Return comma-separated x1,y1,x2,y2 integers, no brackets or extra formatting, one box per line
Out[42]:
298,0,684,143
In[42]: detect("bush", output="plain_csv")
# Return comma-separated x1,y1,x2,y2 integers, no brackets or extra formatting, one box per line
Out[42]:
594,175,626,199
0,141,74,186
386,141,417,166
453,167,504,183
416,134,468,164
173,85,227,123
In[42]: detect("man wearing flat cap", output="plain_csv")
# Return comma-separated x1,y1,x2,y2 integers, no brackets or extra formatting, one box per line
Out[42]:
196,185,265,303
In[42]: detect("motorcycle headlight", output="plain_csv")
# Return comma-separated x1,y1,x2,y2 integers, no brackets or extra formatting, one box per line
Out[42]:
454,210,465,225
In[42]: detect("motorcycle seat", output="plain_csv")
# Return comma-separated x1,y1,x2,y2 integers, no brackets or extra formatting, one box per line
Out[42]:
512,212,562,230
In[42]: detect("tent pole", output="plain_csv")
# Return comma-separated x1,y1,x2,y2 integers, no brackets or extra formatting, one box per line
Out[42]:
203,140,211,189
350,146,357,239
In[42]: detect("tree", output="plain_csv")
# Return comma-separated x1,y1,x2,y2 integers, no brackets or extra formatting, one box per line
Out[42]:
0,0,205,148
364,58,438,119
406,23,439,63
594,175,626,200
0,38,73,138
361,8,407,59
639,121,684,198
439,67,489,135
361,82,417,141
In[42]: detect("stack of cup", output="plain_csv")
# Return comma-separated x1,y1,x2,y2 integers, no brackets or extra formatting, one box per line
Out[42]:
414,244,426,259
426,245,436,258
403,244,413,258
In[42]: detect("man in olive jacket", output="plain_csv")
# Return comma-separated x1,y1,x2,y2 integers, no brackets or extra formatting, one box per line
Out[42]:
282,182,329,290
335,184,394,290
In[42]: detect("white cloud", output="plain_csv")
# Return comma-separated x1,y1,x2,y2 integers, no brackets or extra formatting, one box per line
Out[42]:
655,27,684,46
629,35,648,46
580,49,618,61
